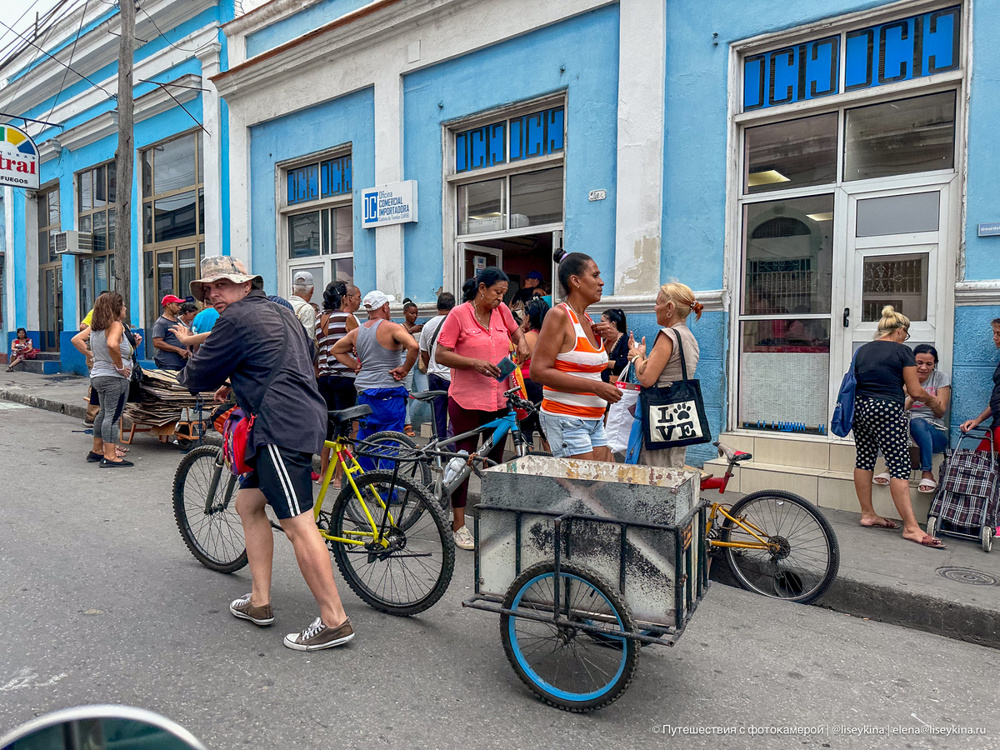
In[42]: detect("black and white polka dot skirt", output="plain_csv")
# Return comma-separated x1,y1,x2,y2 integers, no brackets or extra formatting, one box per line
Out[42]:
853,396,910,479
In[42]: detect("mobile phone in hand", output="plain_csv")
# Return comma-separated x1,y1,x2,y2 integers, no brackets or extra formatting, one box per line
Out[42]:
494,356,517,381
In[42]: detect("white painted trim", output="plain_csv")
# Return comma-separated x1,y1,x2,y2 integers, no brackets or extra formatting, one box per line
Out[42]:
0,0,218,123
612,0,664,296
14,24,220,144
219,0,615,287
373,69,404,299
196,43,224,261
54,73,203,154
955,281,1000,306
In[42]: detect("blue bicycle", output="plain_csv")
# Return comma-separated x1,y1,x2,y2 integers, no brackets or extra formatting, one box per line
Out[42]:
362,387,548,509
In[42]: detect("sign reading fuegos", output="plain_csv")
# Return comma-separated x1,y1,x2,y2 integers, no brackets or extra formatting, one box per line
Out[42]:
0,124,40,190
360,180,418,228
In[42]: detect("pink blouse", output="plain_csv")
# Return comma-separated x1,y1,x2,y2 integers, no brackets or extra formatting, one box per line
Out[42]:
437,302,519,411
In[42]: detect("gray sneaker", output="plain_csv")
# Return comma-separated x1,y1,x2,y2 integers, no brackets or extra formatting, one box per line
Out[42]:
230,593,274,626
283,617,354,651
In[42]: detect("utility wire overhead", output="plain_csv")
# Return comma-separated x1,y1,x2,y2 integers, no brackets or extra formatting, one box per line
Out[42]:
0,14,115,101
0,0,79,75
136,1,203,54
45,0,91,125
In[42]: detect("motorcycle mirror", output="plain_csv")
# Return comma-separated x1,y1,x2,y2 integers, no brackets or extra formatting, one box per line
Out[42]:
1,705,207,750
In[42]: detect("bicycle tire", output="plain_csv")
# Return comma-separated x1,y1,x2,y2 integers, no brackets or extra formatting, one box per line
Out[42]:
329,471,454,616
500,561,639,712
172,445,248,573
359,430,432,487
720,490,839,604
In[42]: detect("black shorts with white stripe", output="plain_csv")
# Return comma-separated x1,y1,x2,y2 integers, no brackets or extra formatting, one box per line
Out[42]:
240,444,315,519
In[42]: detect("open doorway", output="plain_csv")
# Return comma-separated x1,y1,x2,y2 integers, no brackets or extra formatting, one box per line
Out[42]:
461,231,556,305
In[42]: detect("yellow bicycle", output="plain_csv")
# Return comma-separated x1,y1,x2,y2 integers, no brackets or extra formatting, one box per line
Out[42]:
172,404,455,616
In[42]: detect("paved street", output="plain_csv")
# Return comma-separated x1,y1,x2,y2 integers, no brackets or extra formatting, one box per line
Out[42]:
3,402,1000,750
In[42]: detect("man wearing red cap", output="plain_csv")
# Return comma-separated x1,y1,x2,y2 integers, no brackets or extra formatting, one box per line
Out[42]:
152,294,189,371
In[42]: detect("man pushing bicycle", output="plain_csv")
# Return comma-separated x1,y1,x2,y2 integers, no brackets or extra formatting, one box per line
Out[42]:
178,256,354,651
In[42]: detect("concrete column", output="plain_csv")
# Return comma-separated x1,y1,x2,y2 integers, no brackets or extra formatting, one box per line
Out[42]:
3,189,14,331
373,71,404,299
225,105,251,269
612,0,666,295
196,43,225,259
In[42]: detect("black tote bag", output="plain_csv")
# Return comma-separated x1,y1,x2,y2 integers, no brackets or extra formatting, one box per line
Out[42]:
639,328,712,450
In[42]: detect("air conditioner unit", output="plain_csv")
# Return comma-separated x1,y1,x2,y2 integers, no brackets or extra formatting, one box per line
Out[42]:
54,231,93,255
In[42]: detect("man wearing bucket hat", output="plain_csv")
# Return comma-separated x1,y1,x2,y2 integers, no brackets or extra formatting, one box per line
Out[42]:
331,290,419,443
151,294,189,371
179,256,354,651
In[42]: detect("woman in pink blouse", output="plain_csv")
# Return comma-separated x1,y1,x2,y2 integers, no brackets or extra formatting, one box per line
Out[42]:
435,268,530,550
7,328,39,372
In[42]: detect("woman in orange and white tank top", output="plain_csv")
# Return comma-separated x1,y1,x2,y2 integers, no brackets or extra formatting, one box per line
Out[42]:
530,250,622,460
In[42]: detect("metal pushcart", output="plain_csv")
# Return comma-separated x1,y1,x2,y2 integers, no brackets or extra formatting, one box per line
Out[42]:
463,456,708,712
927,426,999,552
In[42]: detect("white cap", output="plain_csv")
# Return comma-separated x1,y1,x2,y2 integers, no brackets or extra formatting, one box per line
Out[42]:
362,290,395,309
293,270,315,286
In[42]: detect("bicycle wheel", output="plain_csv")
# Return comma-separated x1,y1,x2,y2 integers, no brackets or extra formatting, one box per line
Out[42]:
720,490,839,604
358,430,432,487
500,561,639,712
172,445,248,573
329,471,454,616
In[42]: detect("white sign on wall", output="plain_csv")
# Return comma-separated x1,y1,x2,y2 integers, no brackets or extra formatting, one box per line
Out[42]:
0,124,39,190
360,180,418,228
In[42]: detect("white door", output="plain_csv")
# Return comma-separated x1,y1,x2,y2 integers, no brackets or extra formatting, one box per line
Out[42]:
840,182,952,373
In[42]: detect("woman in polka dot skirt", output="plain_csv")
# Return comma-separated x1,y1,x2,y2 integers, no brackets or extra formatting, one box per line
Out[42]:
852,306,946,549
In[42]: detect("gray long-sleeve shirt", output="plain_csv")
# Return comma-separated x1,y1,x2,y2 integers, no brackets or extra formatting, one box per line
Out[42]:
178,290,326,459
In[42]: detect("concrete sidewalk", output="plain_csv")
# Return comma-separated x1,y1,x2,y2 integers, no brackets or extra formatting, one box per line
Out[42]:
3,369,999,649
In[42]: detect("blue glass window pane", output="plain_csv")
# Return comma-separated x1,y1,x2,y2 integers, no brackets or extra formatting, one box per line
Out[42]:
546,107,564,153
344,156,352,192
287,173,296,203
456,132,468,172
488,123,506,165
306,164,319,201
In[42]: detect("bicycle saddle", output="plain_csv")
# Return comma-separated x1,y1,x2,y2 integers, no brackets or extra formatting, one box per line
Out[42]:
330,404,372,424
409,390,448,402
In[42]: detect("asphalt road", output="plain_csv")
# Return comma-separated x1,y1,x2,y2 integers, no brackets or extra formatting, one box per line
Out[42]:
2,402,1000,750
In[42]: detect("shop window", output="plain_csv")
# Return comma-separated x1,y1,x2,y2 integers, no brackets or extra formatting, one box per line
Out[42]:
458,168,563,237
38,185,62,351
844,91,956,181
738,195,834,431
139,131,205,335
744,114,838,194
856,192,940,237
77,162,117,317
455,106,564,173
281,148,354,292
861,253,928,321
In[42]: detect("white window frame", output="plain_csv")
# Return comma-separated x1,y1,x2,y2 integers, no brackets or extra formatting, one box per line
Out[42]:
723,0,971,438
441,93,568,295
275,144,354,298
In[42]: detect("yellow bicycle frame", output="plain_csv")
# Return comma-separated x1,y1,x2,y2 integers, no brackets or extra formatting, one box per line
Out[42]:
705,503,776,553
313,437,395,548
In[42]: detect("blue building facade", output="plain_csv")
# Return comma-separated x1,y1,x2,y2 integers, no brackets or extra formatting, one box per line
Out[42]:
1,0,235,373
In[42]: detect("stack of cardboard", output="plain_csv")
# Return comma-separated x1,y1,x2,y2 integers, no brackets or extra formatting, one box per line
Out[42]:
122,369,215,427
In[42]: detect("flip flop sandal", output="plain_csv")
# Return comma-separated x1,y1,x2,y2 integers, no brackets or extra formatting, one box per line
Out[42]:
915,536,947,550
404,425,416,437
872,472,891,486
918,479,937,493
861,517,900,530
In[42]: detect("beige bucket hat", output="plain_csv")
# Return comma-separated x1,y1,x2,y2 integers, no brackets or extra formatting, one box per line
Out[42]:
189,255,263,302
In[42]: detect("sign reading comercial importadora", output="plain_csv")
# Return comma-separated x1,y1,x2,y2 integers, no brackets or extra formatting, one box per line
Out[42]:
0,124,39,190
360,180,417,228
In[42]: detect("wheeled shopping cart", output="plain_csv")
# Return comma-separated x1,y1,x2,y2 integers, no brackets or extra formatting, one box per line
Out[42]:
462,456,708,712
927,426,999,552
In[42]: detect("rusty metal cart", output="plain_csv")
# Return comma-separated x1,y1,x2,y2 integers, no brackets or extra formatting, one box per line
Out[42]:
463,457,708,712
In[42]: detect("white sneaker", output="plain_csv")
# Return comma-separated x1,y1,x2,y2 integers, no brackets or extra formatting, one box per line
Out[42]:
453,525,475,550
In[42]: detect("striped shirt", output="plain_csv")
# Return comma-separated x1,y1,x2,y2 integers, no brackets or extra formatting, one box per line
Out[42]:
316,310,355,377
541,303,609,420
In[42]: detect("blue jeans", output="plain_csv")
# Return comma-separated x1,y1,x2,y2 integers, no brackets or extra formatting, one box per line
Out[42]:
909,418,948,471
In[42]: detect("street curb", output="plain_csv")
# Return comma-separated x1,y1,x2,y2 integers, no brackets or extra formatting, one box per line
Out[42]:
710,562,1000,650
0,388,87,420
